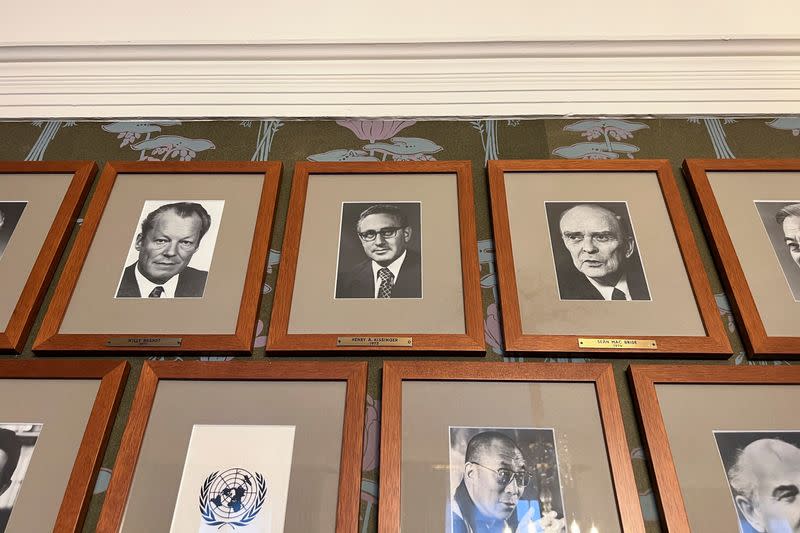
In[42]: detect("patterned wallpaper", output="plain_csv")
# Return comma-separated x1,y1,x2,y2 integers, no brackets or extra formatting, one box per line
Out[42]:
1,116,800,532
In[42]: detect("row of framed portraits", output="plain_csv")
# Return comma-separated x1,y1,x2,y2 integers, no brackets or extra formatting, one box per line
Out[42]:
3,159,800,357
2,359,798,533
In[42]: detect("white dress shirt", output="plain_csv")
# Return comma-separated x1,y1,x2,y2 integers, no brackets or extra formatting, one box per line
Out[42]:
370,250,407,298
586,273,631,301
134,263,180,298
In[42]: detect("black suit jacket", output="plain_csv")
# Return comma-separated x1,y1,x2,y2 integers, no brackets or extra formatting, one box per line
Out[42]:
116,262,208,298
335,249,422,298
556,260,650,301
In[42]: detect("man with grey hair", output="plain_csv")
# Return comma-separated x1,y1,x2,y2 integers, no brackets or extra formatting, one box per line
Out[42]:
776,203,800,270
728,438,800,533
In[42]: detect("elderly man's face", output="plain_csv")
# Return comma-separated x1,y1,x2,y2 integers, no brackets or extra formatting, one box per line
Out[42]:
782,215,800,268
357,213,411,267
737,440,800,533
135,209,203,285
465,440,526,522
559,205,634,285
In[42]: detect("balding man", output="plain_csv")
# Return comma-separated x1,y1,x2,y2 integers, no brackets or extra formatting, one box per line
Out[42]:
728,438,800,533
451,431,565,533
555,203,649,301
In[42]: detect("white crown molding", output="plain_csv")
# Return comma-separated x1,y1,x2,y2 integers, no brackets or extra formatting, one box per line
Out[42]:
1,39,800,118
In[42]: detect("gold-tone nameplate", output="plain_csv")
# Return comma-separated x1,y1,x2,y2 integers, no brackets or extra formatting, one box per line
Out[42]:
336,336,412,347
106,337,182,347
578,338,657,350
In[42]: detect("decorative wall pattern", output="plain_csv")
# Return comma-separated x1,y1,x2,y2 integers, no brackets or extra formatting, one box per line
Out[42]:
0,116,799,532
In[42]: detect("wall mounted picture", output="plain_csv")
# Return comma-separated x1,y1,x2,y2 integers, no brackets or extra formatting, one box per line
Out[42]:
379,361,645,533
630,364,800,533
0,161,96,353
488,159,730,355
268,162,483,352
97,361,366,533
0,423,42,532
684,159,800,357
34,161,281,353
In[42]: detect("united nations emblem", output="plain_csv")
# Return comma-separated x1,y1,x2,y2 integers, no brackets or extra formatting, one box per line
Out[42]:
199,468,267,529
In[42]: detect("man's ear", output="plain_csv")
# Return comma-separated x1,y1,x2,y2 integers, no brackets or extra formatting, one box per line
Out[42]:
735,495,766,533
464,462,477,480
624,236,635,259
134,233,143,252
402,226,412,243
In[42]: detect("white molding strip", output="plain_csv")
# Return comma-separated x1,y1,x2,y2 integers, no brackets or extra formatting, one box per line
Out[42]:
1,40,800,118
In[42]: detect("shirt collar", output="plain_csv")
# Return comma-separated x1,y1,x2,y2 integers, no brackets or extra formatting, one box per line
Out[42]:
586,273,630,301
134,263,180,298
371,249,407,284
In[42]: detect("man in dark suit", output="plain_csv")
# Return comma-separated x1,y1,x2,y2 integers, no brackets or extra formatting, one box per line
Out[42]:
335,204,422,298
555,203,650,301
116,202,211,298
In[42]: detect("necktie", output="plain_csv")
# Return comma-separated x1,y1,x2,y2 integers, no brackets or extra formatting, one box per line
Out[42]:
377,268,394,298
149,286,165,298
611,288,626,301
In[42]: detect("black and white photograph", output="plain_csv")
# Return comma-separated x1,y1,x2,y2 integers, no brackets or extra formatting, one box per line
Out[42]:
755,201,800,301
714,430,800,533
0,202,27,262
334,201,422,299
114,200,224,299
545,201,651,301
448,426,567,533
0,423,43,532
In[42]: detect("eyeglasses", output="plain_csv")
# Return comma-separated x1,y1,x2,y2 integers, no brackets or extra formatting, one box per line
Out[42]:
358,227,402,242
468,462,532,488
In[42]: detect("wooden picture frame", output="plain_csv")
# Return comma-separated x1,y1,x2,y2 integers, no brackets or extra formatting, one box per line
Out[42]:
629,364,800,533
488,159,730,356
0,359,129,533
34,161,281,354
267,161,484,352
379,360,645,533
97,360,366,532
0,161,96,353
683,159,800,357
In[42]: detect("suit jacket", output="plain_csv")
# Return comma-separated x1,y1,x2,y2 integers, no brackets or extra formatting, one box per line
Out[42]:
556,260,650,301
116,262,208,298
335,249,422,298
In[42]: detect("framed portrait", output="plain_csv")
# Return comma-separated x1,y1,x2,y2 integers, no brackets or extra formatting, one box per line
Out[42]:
0,161,97,353
378,361,645,533
33,161,281,354
488,159,730,355
267,161,484,352
0,359,128,532
629,364,800,533
683,159,800,357
97,361,366,532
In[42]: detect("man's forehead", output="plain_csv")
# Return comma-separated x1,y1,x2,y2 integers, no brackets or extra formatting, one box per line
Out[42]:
749,441,800,481
151,210,202,231
359,212,401,228
560,205,619,231
484,440,525,465
782,215,800,234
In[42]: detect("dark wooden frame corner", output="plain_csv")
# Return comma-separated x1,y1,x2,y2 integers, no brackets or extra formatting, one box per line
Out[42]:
488,159,730,356
0,161,97,353
33,161,281,354
0,359,129,533
378,361,645,533
629,363,800,532
683,158,800,358
267,161,484,352
96,360,367,533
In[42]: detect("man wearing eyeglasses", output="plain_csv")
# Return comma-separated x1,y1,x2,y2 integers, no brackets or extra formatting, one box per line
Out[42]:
335,203,422,299
452,431,565,533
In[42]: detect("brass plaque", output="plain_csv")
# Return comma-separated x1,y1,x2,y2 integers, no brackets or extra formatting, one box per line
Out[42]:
106,337,182,347
578,338,657,350
336,336,412,347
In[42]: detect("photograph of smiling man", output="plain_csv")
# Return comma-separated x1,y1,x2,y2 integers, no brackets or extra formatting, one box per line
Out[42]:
335,202,422,299
545,201,651,302
115,200,224,299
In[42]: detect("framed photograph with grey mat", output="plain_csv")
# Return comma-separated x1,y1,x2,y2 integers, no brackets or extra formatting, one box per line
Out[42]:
33,161,281,354
0,359,128,532
0,161,96,353
267,161,483,352
488,159,730,356
96,361,366,533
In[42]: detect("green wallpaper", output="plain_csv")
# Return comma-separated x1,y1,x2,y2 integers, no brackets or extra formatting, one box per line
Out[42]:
1,117,799,532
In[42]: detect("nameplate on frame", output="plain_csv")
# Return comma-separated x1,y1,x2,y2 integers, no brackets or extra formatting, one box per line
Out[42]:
578,338,657,350
336,336,412,347
106,337,183,347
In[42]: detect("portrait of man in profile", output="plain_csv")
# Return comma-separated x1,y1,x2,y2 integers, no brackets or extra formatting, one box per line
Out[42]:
115,200,224,299
545,201,651,301
755,201,800,301
334,202,422,299
715,431,800,533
